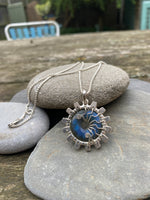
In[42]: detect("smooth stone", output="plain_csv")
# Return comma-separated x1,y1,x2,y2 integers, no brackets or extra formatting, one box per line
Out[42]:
10,89,28,103
128,78,150,93
0,102,50,154
28,63,129,109
24,89,150,200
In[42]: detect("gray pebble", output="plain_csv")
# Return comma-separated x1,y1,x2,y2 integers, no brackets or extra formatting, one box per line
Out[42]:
24,89,150,200
128,78,150,93
10,89,28,103
0,102,50,154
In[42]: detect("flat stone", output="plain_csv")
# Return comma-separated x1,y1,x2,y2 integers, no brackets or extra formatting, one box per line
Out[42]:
10,89,28,103
28,63,129,109
0,102,50,154
24,90,150,200
128,78,150,93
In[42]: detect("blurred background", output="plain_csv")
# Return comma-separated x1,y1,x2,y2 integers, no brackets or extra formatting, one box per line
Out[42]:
0,0,148,40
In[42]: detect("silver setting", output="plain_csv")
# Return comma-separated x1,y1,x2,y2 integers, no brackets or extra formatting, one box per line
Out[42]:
63,101,111,152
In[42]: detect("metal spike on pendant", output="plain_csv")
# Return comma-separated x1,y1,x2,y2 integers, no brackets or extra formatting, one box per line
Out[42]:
74,141,81,150
94,140,101,149
85,144,91,152
104,126,112,133
104,116,110,122
101,134,108,143
90,101,97,108
63,126,70,133
66,108,74,115
62,117,70,124
99,107,106,114
74,102,80,109
67,134,74,143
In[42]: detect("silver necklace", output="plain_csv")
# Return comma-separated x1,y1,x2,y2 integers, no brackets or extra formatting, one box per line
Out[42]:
8,61,111,152
63,62,111,151
8,62,81,128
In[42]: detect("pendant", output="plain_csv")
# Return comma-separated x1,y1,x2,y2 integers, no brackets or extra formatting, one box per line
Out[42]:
63,100,111,152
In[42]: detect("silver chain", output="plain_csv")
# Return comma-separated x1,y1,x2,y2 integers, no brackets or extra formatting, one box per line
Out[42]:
8,61,105,128
79,61,104,95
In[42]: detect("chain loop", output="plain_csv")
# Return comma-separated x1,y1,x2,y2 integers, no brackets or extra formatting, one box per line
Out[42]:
82,89,88,105
79,61,104,103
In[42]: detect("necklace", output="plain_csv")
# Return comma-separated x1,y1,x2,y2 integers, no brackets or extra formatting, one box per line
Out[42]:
63,62,111,151
8,61,111,152
8,62,81,128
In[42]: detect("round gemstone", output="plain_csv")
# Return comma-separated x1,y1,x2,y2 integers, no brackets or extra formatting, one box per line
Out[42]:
70,109,102,142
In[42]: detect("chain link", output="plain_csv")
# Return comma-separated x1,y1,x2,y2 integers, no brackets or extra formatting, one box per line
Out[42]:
79,61,105,103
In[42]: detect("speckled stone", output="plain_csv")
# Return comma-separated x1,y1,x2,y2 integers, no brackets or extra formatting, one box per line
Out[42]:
28,63,129,109
0,102,50,154
24,90,150,200
10,79,150,106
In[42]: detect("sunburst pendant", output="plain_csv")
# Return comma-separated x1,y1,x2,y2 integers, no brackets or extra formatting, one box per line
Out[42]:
63,101,111,152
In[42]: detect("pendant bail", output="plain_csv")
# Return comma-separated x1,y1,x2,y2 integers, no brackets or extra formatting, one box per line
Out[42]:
82,89,89,105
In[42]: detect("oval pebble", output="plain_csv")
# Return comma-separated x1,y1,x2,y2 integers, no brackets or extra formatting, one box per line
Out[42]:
28,63,129,109
0,102,50,154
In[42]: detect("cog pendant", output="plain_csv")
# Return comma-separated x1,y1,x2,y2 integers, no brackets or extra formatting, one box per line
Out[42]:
63,101,111,152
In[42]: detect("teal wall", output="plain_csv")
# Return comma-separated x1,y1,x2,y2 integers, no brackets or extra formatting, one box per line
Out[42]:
141,0,150,29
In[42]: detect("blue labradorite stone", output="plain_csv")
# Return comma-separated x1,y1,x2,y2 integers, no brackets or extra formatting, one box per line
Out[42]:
70,110,102,142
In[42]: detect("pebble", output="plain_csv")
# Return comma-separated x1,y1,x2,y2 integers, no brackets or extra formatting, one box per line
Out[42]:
0,102,50,154
10,89,28,104
24,89,150,200
10,79,150,105
128,78,150,93
28,63,129,108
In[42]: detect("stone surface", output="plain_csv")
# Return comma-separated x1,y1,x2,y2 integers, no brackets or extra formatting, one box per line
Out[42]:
1,30,150,200
10,89,28,103
9,79,150,106
0,102,49,154
129,78,150,93
1,30,150,102
28,63,129,109
24,89,150,200
0,149,40,200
